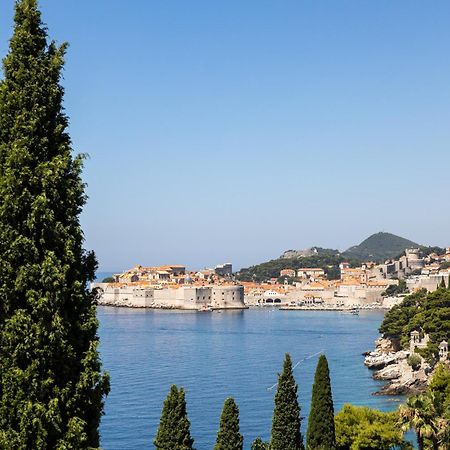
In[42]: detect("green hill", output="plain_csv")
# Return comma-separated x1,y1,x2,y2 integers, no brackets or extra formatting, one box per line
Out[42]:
235,254,362,282
236,232,423,282
342,232,419,261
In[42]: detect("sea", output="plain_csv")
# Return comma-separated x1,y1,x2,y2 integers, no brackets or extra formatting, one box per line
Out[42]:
96,272,412,449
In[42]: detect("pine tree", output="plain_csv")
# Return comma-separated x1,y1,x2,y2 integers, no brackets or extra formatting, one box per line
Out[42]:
214,397,243,450
154,385,195,450
440,277,447,289
0,1,109,448
306,355,336,450
270,353,305,450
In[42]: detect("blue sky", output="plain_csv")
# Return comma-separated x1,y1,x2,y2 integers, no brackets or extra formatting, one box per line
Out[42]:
1,1,450,271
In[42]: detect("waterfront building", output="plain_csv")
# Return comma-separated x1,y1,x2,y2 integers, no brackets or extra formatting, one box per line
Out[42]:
92,283,246,310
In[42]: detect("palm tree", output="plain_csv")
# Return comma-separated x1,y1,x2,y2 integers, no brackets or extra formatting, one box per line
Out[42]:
398,394,439,450
436,401,450,450
436,417,450,450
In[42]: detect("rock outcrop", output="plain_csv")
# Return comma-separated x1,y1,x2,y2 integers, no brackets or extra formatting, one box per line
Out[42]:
364,336,429,395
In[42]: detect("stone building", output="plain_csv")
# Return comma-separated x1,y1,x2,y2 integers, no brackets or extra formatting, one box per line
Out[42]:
410,330,429,353
439,341,448,362
92,283,246,310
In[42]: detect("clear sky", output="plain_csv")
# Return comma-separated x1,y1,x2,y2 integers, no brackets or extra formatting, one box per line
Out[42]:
1,1,450,271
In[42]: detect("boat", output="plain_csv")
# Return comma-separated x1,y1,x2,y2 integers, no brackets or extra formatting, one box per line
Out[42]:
198,305,212,312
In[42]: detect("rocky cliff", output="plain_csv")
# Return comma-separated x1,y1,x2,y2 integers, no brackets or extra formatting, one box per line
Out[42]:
364,337,429,395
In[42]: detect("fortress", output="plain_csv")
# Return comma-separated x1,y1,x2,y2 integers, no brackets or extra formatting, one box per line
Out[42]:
92,283,246,310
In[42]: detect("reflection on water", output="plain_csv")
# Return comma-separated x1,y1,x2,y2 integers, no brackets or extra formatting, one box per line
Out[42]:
98,307,408,450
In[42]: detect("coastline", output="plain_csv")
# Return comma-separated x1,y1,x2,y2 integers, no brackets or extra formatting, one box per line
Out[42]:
278,305,389,311
96,298,248,311
364,337,429,396
96,299,386,312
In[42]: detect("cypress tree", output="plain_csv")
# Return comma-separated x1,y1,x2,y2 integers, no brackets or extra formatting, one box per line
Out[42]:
270,353,305,450
0,1,109,448
306,355,336,450
214,397,243,450
154,385,195,450
251,437,269,450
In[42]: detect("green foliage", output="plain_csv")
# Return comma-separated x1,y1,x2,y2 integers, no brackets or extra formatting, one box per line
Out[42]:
154,385,195,450
399,365,450,449
398,394,439,450
214,397,243,450
342,232,419,262
407,354,422,371
382,280,408,297
251,437,269,450
420,246,446,258
335,404,411,450
428,363,450,415
0,1,109,448
306,355,336,450
379,288,450,360
379,291,426,340
236,255,361,282
102,276,115,283
271,353,305,450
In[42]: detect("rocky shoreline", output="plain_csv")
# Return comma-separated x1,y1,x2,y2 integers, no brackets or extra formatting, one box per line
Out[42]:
364,337,429,395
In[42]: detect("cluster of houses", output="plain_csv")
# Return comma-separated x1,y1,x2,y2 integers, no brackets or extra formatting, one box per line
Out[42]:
113,263,233,286
92,262,245,310
405,248,450,291
244,247,450,308
93,247,450,311
244,263,394,307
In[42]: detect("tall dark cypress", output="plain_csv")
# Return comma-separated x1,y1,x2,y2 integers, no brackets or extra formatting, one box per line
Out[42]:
270,353,305,450
306,355,336,450
214,397,244,450
251,437,269,450
154,385,195,450
0,1,109,448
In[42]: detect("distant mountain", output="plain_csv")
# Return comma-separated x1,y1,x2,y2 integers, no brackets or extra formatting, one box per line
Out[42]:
342,232,419,261
235,231,423,282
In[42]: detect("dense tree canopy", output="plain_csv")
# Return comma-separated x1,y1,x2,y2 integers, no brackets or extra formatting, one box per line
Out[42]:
399,364,450,450
271,353,305,450
335,404,412,450
214,398,243,450
306,355,336,450
251,438,269,450
379,288,450,360
0,0,109,448
154,385,195,450
236,255,361,282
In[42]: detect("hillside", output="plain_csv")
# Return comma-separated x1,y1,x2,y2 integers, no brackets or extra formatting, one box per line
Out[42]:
379,287,450,360
280,247,339,259
342,232,419,261
236,254,362,282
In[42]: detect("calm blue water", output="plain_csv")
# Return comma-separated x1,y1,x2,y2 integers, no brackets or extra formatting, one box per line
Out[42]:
97,306,408,450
